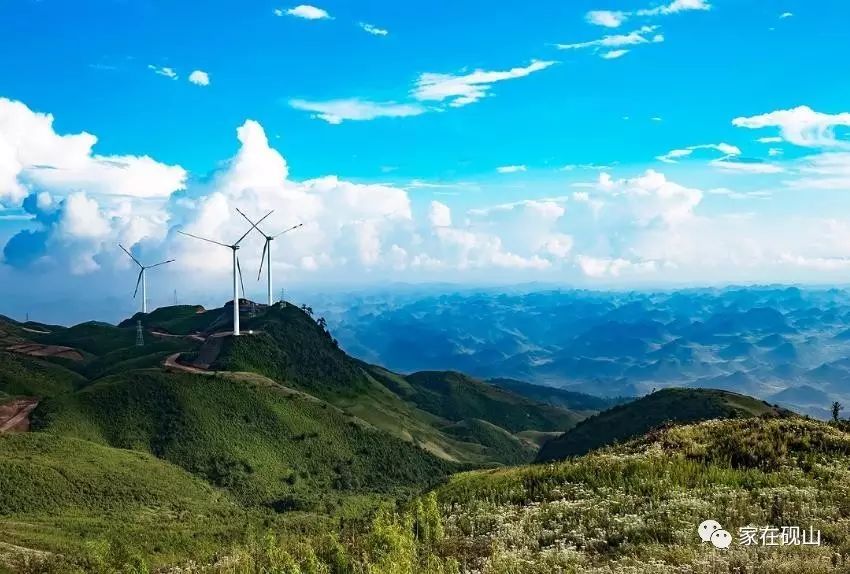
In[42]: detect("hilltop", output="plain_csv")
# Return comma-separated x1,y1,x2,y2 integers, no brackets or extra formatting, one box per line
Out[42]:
537,387,788,461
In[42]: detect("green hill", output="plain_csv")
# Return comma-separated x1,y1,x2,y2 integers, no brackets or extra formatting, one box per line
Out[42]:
0,351,86,397
0,431,242,564
399,371,580,433
537,388,788,461
433,417,848,573
33,369,454,509
487,377,631,413
207,303,583,464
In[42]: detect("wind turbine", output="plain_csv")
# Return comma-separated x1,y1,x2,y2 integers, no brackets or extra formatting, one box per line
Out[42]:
118,245,175,314
236,208,303,307
177,210,273,336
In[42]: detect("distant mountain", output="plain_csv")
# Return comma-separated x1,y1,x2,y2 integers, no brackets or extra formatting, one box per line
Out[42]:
313,287,850,414
487,378,630,413
536,388,789,461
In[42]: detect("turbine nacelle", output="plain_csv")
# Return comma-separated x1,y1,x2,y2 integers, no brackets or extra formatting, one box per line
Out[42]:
118,244,175,314
177,209,273,336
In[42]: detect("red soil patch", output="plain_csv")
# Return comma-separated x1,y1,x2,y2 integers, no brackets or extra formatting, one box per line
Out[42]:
6,343,84,362
0,398,39,432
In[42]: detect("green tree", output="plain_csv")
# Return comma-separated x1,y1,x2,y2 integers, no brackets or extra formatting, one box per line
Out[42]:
833,401,843,423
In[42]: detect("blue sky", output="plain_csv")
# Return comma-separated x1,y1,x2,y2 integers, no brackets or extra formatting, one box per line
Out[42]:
1,0,850,323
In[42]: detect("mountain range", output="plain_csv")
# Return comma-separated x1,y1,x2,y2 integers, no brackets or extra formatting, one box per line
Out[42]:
314,286,850,418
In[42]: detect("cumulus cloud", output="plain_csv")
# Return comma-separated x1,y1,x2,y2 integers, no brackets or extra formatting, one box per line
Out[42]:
412,60,556,108
188,70,210,86
732,105,850,148
586,10,628,28
0,98,187,206
289,98,426,124
576,255,657,278
428,201,452,227
284,5,330,20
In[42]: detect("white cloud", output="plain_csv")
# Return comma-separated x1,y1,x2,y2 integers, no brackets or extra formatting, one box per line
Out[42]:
657,142,741,163
768,148,783,157
412,60,556,108
602,49,630,59
589,169,703,225
585,0,709,29
188,70,210,86
733,105,850,148
148,65,177,80
496,165,527,174
0,98,186,206
780,12,794,19
786,152,850,190
576,255,658,278
757,136,783,144
289,98,426,124
284,5,330,20
359,22,388,36
556,25,664,52
637,0,711,16
586,10,628,28
428,201,452,227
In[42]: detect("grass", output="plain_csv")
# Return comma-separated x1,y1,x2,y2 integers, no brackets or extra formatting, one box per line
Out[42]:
431,417,850,573
537,388,789,461
0,351,86,398
0,432,245,567
33,369,455,509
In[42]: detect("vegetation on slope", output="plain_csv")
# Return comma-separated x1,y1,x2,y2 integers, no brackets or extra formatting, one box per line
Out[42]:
537,388,788,461
0,432,243,565
0,351,85,397
33,369,455,509
35,322,136,356
435,417,850,573
396,371,581,433
488,377,630,413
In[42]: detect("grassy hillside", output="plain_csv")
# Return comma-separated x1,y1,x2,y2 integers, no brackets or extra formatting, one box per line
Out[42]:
0,432,243,565
433,417,850,573
537,388,788,461
0,351,86,397
33,369,455,509
208,303,582,465
35,321,136,356
401,371,581,433
488,377,631,413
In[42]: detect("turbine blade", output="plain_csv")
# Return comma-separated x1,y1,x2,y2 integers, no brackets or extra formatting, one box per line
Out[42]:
273,223,304,239
147,259,175,270
237,256,246,299
177,230,230,248
235,210,274,246
119,244,143,267
236,208,267,237
133,269,143,299
258,240,268,281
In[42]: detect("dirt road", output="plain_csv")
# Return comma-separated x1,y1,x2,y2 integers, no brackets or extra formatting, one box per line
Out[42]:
0,399,39,432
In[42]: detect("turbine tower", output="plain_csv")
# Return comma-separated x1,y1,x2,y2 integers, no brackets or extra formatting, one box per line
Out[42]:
177,211,272,336
236,208,303,307
118,245,175,314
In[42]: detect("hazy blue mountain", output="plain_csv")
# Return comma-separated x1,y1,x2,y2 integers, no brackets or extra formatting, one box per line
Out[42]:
312,286,850,418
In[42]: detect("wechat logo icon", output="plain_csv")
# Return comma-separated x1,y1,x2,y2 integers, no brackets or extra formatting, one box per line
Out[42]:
699,520,732,549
